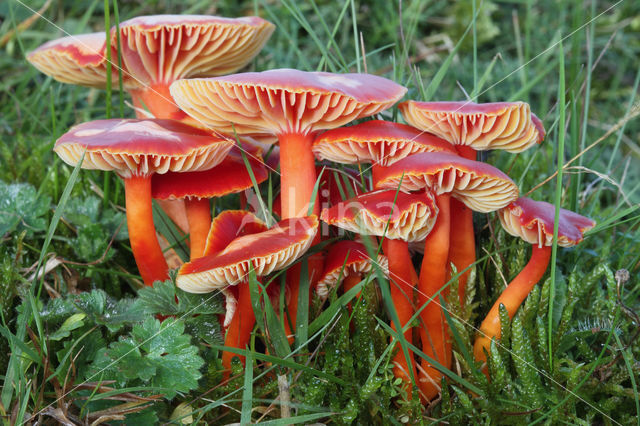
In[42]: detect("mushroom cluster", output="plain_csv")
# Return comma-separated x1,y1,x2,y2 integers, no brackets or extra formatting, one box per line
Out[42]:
32,10,595,410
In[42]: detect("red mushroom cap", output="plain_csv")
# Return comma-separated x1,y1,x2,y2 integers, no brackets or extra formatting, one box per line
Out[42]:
321,189,438,242
54,118,234,178
203,210,269,258
27,33,111,88
116,15,275,89
170,69,408,136
376,152,519,212
177,215,319,292
151,143,268,200
313,120,455,166
316,240,388,299
399,101,545,153
499,197,595,248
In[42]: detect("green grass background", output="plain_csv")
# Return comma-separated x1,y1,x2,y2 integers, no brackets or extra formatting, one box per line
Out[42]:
0,0,639,424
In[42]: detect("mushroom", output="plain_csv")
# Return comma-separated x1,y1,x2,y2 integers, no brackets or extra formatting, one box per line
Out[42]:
177,213,319,375
473,197,595,363
152,143,268,259
321,189,438,399
313,119,455,300
171,69,407,330
400,101,545,306
28,16,275,120
313,120,455,188
400,101,545,157
28,16,275,234
26,32,113,88
316,240,388,301
376,152,519,400
54,119,234,286
116,15,275,121
171,69,407,219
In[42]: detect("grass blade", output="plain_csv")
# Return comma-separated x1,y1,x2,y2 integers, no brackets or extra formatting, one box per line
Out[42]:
547,39,565,369
294,259,310,349
240,349,254,425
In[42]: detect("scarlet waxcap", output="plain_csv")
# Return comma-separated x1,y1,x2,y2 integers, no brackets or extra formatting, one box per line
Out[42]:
177,210,268,294
116,15,275,89
151,143,268,200
54,118,234,178
400,101,545,153
313,120,455,166
27,33,111,88
177,215,319,292
170,69,407,136
376,152,519,213
499,197,595,248
321,189,438,242
316,240,388,299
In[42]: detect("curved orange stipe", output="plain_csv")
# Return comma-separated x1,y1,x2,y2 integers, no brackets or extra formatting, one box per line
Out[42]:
474,198,594,365
473,245,551,364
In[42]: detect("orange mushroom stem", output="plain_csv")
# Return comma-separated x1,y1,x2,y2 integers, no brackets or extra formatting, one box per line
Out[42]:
279,132,320,219
184,198,212,260
417,193,452,400
473,244,551,362
343,273,362,300
222,281,258,378
447,198,475,305
371,163,385,189
279,131,323,341
342,272,362,316
382,238,419,399
448,145,477,305
320,190,438,401
473,197,594,364
125,175,170,286
130,83,188,121
375,152,520,400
